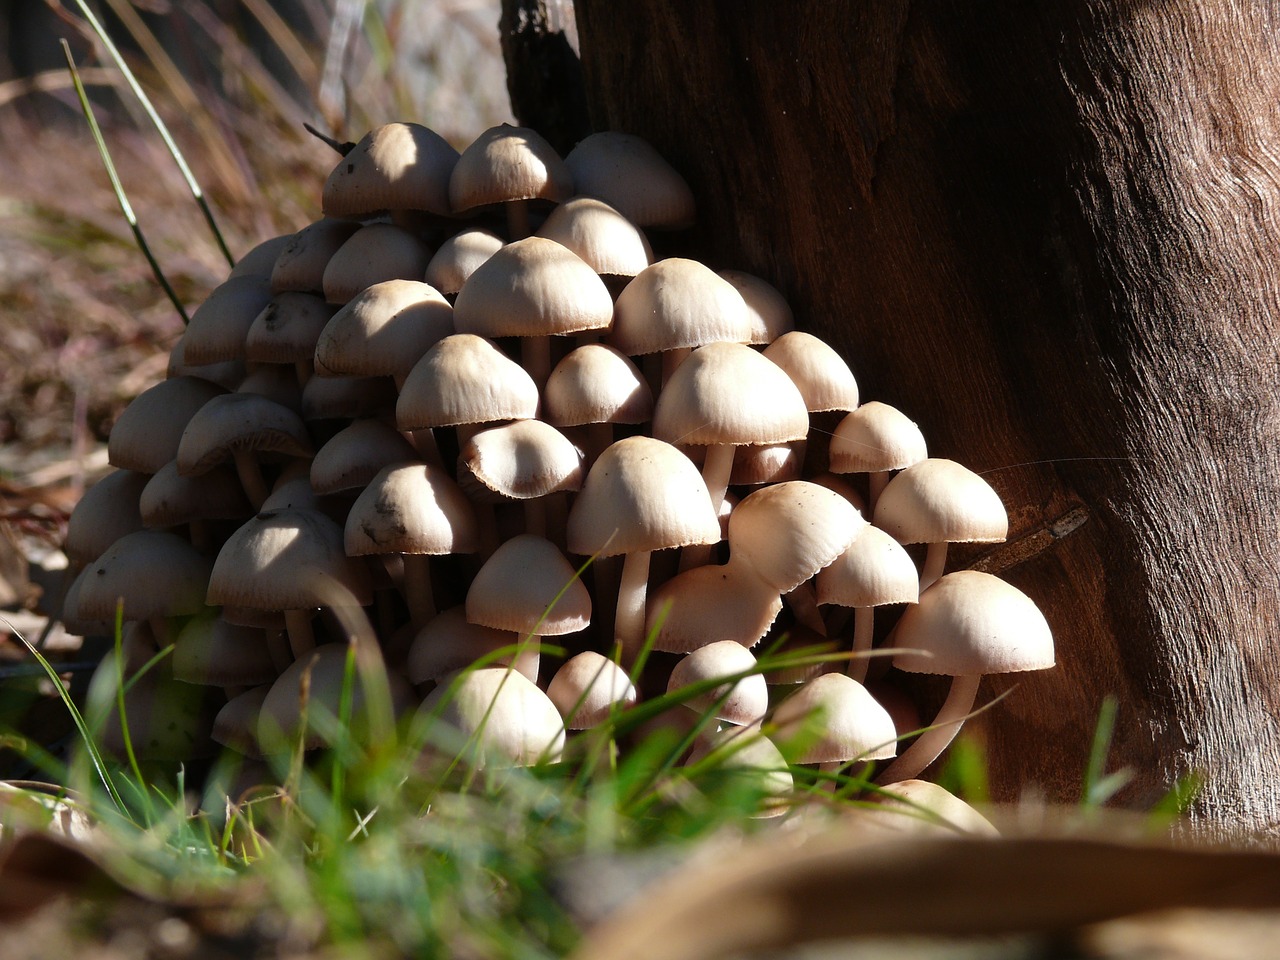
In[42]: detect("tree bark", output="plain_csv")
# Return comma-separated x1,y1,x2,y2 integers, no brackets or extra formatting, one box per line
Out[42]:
574,1,1280,839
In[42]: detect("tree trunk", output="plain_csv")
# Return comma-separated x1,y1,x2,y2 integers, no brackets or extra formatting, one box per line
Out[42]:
574,1,1280,840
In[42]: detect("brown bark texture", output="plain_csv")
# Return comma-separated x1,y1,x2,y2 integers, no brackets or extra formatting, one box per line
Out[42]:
574,1,1280,838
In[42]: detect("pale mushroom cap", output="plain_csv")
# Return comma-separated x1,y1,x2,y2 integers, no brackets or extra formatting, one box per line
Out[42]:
718,270,795,344
452,236,613,338
762,331,859,412
449,124,573,212
610,259,753,356
652,341,809,448
425,227,505,295
77,529,214,621
668,640,768,725
322,122,460,218
536,196,653,277
462,419,584,500
271,218,361,295
728,480,866,594
229,233,293,280
396,334,539,430
344,461,478,557
212,685,271,757
869,779,999,837
235,364,303,413
465,534,591,636
418,667,565,767
566,436,721,557
563,131,696,228
874,458,1009,545
176,392,314,477
64,469,148,566
172,615,278,687
687,724,793,814
891,570,1054,676
314,278,454,380
547,651,637,728
208,508,374,610
815,524,920,608
544,343,653,427
167,334,245,389
406,606,530,684
646,559,782,653
140,461,253,529
310,419,417,496
183,275,274,366
108,377,228,474
771,672,898,763
828,401,928,474
244,292,336,364
321,223,433,305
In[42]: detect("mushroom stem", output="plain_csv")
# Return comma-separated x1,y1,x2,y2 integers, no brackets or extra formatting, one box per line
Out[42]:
615,549,653,665
920,542,949,592
402,554,437,629
283,609,316,660
700,444,736,524
266,627,292,672
405,428,445,469
875,673,981,785
523,336,553,390
847,607,873,682
581,422,614,470
868,470,890,514
232,450,269,510
294,359,313,388
661,347,691,387
523,498,548,538
505,198,531,240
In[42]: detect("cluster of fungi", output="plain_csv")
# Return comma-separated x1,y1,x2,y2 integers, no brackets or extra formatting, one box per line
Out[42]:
61,120,1054,816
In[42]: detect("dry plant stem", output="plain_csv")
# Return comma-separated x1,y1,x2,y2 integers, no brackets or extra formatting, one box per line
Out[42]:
876,673,982,785
848,606,873,682
868,470,890,514
232,451,269,510
919,541,949,591
615,549,653,665
284,609,316,660
402,555,437,628
785,582,827,637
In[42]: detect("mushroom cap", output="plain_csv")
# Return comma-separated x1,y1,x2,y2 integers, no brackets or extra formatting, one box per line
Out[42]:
108,376,228,474
171,614,278,688
425,227,505,295
77,529,214,622
244,292,336,364
229,233,293,280
771,672,898,763
418,667,565,767
762,331,859,413
314,278,454,381
874,458,1008,545
546,651,636,728
321,223,433,305
166,334,245,389
64,469,148,567
344,461,478,557
536,196,653,277
271,218,361,295
208,508,374,610
667,640,768,725
212,685,271,757
686,723,793,815
566,436,721,557
652,341,809,449
176,392,314,477
646,558,782,653
460,419,584,500
448,124,573,212
544,343,653,427
815,523,920,608
718,270,795,344
310,418,417,496
396,334,539,430
322,121,460,218
452,236,613,339
140,461,253,529
828,401,928,474
868,778,999,837
729,441,805,487
465,534,591,636
563,131,696,228
728,480,866,594
610,259,753,356
406,606,534,684
891,570,1054,676
301,374,397,422
183,275,274,366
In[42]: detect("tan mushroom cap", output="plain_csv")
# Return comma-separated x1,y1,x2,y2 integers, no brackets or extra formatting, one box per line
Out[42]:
166,334,245,389
418,667,565,767
610,259,753,357
208,508,374,611
646,558,782,653
176,392,314,477
868,778,999,837
448,124,573,212
718,270,795,344
546,651,636,728
183,275,274,365
425,227,504,295
171,615,278,688
461,420,584,500
314,278,454,381
545,344,653,427
536,197,653,277
406,606,535,684
828,400,928,474
686,723,793,815
108,376,228,475
452,236,613,339
815,524,920,608
344,461,478,557
874,458,1008,546
892,570,1054,676
244,292,336,364
762,331,859,413
396,334,539,430
76,529,214,622
212,685,271,757
653,341,809,448
321,223,433,305
140,461,252,529
771,672,898,764
229,233,293,280
466,534,591,636
322,121,460,218
310,418,417,496
566,436,720,557
271,218,361,295
563,131,696,228
64,469,148,567
668,640,768,725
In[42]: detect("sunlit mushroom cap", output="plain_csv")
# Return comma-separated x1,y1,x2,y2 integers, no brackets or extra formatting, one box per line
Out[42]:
176,392,314,477
546,651,636,728
396,334,539,430
771,672,897,763
314,278,454,381
64,469,148,566
668,640,767,725
310,419,417,496
108,376,228,474
874,458,1008,545
183,275,274,365
763,331,859,412
244,292,336,364
868,778,999,837
610,259,753,356
417,667,565,767
828,401,927,474
344,461,478,557
536,197,653,277
718,270,795,344
321,223,433,305
815,524,919,608
566,436,720,557
322,121,460,218
645,558,782,652
466,534,591,637
686,723,793,816
449,123,573,213
77,529,214,622
544,343,653,427
425,227,505,295
563,131,695,228
891,570,1054,676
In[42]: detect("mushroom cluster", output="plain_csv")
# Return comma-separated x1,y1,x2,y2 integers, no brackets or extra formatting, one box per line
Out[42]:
63,121,1053,793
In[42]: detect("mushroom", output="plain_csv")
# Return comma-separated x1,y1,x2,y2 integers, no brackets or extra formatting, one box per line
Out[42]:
182,274,274,366
771,672,897,785
425,227,505,297
667,640,768,727
321,121,460,221
416,667,565,768
828,400,928,513
406,606,538,688
320,223,433,305
449,123,574,239
547,651,637,730
107,376,228,475
544,343,654,468
563,131,696,229
270,218,361,295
